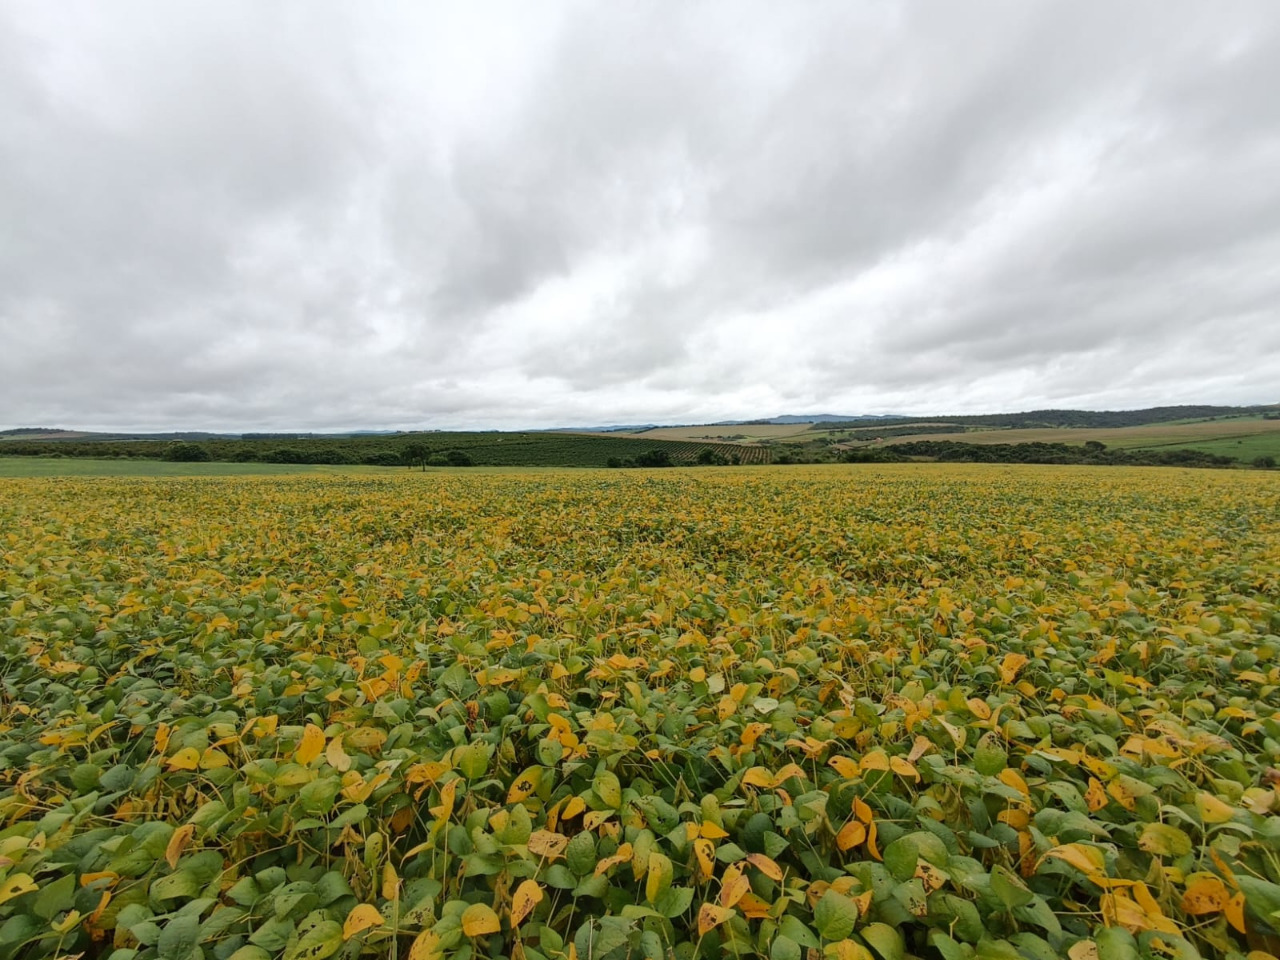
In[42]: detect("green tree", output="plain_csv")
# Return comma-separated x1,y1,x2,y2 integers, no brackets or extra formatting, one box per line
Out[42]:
162,442,211,462
402,442,431,471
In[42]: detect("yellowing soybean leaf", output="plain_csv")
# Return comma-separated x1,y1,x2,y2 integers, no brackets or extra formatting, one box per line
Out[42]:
295,724,326,765
694,838,716,880
461,903,501,937
511,879,543,927
528,830,570,860
829,756,860,778
343,903,384,940
746,853,783,882
165,824,195,869
0,874,37,905
166,747,200,771
697,903,733,936
507,766,542,803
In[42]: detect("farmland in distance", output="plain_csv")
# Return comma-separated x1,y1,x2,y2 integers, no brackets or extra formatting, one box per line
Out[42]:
0,465,1278,960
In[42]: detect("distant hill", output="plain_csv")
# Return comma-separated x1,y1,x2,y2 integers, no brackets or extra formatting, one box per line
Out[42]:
817,404,1276,431
762,413,890,424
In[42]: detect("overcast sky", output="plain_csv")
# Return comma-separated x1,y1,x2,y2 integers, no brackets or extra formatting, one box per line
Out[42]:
2,2,1278,431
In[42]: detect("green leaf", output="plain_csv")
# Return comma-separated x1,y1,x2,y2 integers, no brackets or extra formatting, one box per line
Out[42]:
454,743,492,780
573,916,632,959
150,871,201,902
813,890,859,941
973,734,1008,777
157,913,202,960
779,916,819,949
566,831,598,876
593,770,622,809
284,919,343,960
882,831,948,882
772,936,802,960
330,802,368,830
973,939,1020,960
249,916,296,952
33,873,76,920
990,865,1034,909
1092,929,1138,960
1008,933,1057,960
860,922,904,960
927,932,971,960
653,886,694,919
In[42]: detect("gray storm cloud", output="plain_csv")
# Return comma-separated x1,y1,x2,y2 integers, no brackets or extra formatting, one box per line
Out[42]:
1,1,1277,431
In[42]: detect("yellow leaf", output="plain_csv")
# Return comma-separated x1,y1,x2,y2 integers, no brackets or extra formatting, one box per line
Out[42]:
1040,843,1105,877
852,797,873,824
1224,891,1246,933
382,863,401,901
1084,777,1108,812
295,724,326,765
1196,792,1235,824
774,763,806,784
738,892,773,918
326,736,352,772
746,853,783,881
561,796,586,820
889,756,920,781
79,871,119,888
461,903,501,937
741,767,775,788
836,819,867,851
0,873,37,905
908,735,933,762
528,830,570,860
1101,893,1149,933
1181,875,1228,915
999,652,1029,684
697,902,734,936
1131,881,1179,934
860,750,890,772
511,879,543,927
343,903,384,940
998,768,1029,797
166,747,200,771
430,778,458,821
507,766,542,804
700,821,729,840
646,851,673,904
408,929,442,960
51,909,80,933
967,698,992,720
829,756,860,778
694,838,716,881
595,842,633,875
165,824,195,869
720,865,750,908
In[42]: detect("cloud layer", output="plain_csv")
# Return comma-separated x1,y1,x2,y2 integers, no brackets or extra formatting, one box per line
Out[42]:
2,2,1278,430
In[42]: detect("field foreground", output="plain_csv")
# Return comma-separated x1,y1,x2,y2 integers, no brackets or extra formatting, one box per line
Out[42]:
1,465,1279,960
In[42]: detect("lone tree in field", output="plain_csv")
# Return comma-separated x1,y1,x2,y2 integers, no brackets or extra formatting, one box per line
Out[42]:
402,442,431,471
